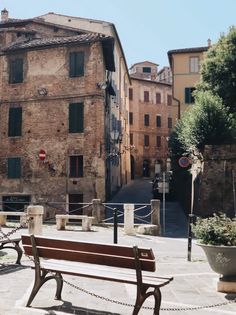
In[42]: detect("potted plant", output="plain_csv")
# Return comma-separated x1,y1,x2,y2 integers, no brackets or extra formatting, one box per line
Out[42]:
192,213,236,284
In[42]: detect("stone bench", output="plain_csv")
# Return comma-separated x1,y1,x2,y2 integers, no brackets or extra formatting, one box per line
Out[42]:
0,211,27,226
55,214,94,231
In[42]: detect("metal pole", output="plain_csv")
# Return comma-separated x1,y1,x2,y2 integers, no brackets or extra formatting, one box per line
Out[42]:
163,172,166,236
187,214,194,261
113,208,118,244
232,170,236,217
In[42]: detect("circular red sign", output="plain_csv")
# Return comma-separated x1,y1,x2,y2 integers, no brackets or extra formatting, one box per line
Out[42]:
39,149,46,161
178,156,190,168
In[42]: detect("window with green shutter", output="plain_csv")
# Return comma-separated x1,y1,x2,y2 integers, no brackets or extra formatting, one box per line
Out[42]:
69,155,83,177
8,157,21,178
69,103,84,133
69,52,84,77
185,87,195,104
8,107,22,137
9,58,23,83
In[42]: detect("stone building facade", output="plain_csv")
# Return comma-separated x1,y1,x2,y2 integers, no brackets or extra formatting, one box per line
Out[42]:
0,10,130,216
129,62,173,178
192,145,236,217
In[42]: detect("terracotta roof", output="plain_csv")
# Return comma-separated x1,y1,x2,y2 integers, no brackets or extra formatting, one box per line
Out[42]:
168,46,209,56
3,33,112,52
130,75,172,86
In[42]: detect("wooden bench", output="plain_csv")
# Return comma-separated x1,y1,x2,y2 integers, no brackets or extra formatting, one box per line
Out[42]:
22,234,173,314
0,237,23,264
0,211,27,226
56,214,94,231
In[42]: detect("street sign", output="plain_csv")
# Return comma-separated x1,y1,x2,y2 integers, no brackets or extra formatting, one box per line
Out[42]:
39,149,46,161
178,156,190,168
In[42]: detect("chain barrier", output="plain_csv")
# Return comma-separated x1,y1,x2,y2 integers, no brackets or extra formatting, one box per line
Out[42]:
63,277,236,312
0,217,32,241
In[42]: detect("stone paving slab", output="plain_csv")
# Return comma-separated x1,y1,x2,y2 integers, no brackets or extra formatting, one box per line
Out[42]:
0,224,236,315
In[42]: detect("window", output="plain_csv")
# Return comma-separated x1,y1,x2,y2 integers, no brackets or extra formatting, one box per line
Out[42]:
168,117,172,129
144,91,149,102
9,58,23,83
129,112,133,125
144,135,149,147
69,51,84,77
130,133,133,145
185,87,195,104
8,107,22,137
69,155,83,177
69,103,84,133
156,115,161,127
8,157,21,178
156,136,161,148
156,93,161,104
189,56,200,73
143,67,151,73
144,114,149,126
129,88,133,100
167,95,172,106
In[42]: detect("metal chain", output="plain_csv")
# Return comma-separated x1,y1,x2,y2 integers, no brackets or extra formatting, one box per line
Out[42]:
0,217,32,241
63,278,236,312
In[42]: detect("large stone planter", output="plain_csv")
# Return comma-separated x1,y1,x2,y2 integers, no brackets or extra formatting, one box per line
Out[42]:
198,243,236,293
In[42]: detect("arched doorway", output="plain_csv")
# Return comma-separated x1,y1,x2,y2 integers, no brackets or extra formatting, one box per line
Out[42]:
130,155,135,179
142,159,150,177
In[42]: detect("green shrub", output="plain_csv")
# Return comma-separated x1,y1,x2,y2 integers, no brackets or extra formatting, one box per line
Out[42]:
192,213,236,246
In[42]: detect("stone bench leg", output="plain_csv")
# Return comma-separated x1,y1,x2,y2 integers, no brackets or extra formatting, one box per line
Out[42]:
0,215,7,226
82,217,92,231
56,218,67,230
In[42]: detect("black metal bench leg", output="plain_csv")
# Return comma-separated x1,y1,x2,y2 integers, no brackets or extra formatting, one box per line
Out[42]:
153,288,161,315
54,272,63,300
14,241,23,265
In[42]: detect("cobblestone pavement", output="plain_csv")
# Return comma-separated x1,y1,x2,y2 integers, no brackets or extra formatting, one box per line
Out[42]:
0,179,236,315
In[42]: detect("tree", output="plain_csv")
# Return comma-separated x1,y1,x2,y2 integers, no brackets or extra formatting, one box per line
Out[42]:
197,26,236,113
170,91,235,154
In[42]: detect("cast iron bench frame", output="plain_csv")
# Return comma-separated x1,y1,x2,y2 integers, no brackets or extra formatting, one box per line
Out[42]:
22,234,173,314
0,237,23,264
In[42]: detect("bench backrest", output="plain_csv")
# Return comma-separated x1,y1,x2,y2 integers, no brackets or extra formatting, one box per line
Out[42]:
22,234,156,272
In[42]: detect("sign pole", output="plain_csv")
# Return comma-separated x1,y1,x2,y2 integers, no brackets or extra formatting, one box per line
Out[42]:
162,171,166,236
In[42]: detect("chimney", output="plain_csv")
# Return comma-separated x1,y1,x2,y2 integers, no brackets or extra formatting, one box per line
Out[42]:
1,8,9,22
207,38,211,47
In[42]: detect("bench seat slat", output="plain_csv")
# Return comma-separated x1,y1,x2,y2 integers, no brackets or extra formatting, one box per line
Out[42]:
40,260,173,287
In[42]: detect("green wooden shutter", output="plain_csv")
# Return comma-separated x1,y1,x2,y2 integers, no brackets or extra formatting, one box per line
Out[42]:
185,88,190,104
8,107,22,137
69,52,84,77
8,157,21,178
69,103,84,133
10,59,23,83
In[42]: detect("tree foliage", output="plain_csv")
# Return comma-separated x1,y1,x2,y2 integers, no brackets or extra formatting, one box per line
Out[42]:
170,91,235,154
197,26,236,113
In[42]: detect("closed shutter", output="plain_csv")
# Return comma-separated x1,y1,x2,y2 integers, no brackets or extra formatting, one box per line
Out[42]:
156,115,161,127
69,103,84,133
69,52,84,77
8,157,21,178
70,156,83,177
9,59,23,83
8,107,22,137
185,88,191,104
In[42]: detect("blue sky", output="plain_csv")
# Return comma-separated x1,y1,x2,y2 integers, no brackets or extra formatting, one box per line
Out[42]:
1,0,235,69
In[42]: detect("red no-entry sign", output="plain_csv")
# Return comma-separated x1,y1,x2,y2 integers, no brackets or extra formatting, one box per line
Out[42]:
178,156,190,168
39,149,46,161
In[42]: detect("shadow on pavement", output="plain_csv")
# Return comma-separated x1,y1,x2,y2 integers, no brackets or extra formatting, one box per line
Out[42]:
37,300,120,315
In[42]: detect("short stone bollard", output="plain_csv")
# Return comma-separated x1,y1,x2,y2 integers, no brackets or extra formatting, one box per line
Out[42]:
124,204,135,235
27,205,44,235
